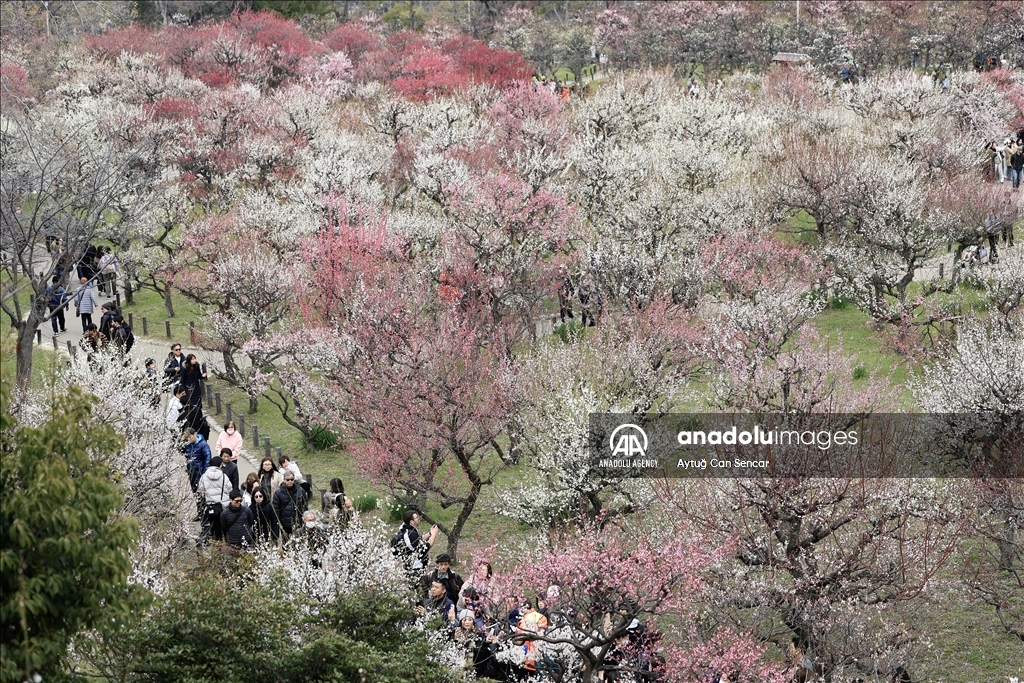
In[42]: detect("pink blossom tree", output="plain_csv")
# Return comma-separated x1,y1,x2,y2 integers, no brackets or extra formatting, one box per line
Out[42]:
492,518,784,682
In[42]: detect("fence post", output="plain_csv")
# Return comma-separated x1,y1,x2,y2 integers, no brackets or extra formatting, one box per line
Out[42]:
68,341,77,358
214,392,221,415
205,382,213,406
264,437,271,459
36,329,42,345
939,263,945,279
115,293,121,309
142,317,148,335
128,313,133,329
276,447,282,461
239,413,246,439
165,320,171,338
52,335,58,349
252,424,259,449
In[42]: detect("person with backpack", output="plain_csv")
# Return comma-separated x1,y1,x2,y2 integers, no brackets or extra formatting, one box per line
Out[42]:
200,456,232,542
392,510,439,573
45,277,68,334
109,317,134,354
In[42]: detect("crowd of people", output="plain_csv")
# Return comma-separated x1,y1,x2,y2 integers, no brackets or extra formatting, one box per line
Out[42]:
390,511,663,681
159,340,355,549
987,132,1024,189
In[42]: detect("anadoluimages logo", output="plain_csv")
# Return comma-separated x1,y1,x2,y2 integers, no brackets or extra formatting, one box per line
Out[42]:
609,423,648,457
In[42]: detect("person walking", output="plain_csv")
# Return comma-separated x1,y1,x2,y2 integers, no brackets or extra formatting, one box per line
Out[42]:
200,455,232,542
272,472,308,537
164,343,185,386
182,427,212,512
1009,142,1024,190
215,421,244,462
251,487,280,543
109,317,134,354
219,447,239,492
994,139,1008,183
321,477,353,529
46,277,68,335
220,490,255,549
257,457,283,498
180,354,207,410
166,384,188,432
74,277,99,333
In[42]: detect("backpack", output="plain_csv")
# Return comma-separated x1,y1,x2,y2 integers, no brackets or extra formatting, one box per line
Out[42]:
390,527,411,556
48,286,65,309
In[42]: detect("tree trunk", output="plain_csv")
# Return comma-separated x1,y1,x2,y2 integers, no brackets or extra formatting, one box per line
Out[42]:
445,481,482,561
15,319,35,389
163,285,175,317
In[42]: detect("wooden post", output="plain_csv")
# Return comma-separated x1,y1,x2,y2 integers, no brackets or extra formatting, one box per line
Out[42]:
239,413,246,439
226,403,232,424
115,293,121,309
276,447,282,460
215,392,221,415
68,341,77,358
205,382,213,406
143,317,148,335
36,329,42,345
252,424,259,449
52,335,58,349
939,263,944,279
264,437,271,459
165,320,171,338
128,313,133,328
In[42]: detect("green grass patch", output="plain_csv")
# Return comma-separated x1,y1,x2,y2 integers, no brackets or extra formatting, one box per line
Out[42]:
813,305,915,407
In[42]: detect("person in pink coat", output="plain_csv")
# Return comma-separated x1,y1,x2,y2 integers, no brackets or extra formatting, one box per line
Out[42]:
215,421,244,460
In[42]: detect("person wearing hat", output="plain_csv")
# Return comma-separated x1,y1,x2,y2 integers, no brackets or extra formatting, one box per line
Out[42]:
426,553,464,605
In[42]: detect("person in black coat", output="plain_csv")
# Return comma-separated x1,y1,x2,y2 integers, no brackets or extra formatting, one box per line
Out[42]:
272,473,307,536
164,343,185,385
220,491,255,548
219,448,239,492
180,354,208,410
251,487,279,542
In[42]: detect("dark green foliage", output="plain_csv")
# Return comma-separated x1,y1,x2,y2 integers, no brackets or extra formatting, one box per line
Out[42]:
310,426,343,451
116,567,455,683
253,0,333,18
829,295,851,310
354,493,379,513
0,380,142,683
852,365,868,380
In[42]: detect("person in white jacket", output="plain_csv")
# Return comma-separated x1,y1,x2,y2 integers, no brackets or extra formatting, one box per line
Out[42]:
166,385,188,433
200,456,232,542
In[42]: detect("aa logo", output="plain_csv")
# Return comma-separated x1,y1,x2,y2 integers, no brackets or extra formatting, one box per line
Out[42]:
609,423,648,458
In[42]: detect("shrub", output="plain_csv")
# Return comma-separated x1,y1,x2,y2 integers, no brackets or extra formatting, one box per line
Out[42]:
310,426,343,451
354,493,379,513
